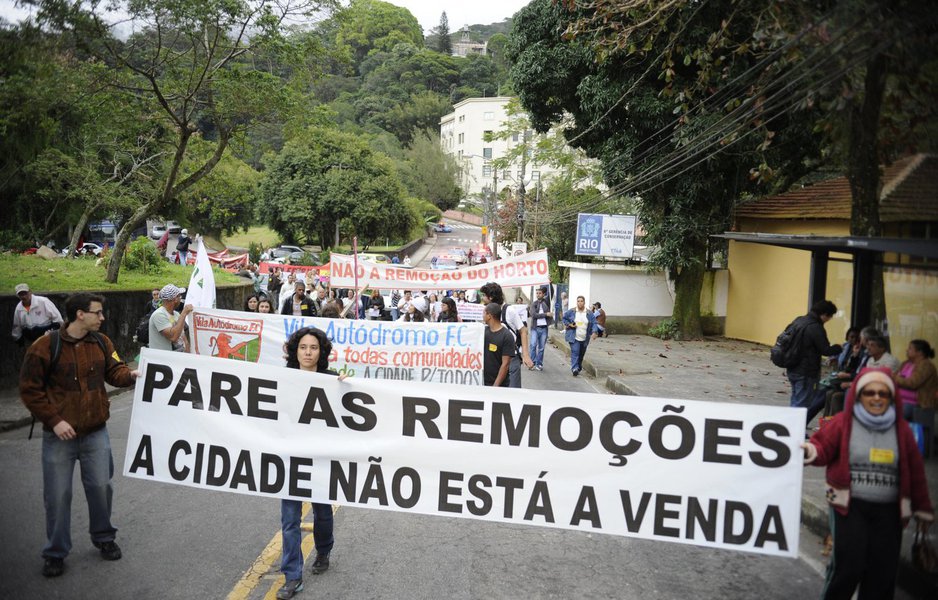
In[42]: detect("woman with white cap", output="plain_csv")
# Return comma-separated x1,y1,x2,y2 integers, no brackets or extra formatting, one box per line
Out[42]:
803,366,933,599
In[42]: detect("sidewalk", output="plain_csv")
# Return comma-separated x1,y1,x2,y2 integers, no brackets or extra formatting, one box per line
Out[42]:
548,328,938,596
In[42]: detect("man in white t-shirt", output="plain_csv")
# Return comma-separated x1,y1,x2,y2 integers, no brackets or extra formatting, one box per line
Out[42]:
397,290,413,315
528,287,552,371
12,283,64,345
279,272,298,310
148,284,193,352
562,295,597,376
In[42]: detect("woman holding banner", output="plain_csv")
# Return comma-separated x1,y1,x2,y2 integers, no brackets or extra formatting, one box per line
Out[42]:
277,327,345,599
803,367,933,599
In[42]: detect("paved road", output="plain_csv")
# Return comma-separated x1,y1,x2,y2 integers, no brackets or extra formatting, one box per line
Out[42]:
0,338,838,600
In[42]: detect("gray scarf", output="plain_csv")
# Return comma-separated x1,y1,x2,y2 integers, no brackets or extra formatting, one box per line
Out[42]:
853,403,896,432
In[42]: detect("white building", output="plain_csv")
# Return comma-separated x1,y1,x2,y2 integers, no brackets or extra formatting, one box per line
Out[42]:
440,97,561,201
451,26,487,57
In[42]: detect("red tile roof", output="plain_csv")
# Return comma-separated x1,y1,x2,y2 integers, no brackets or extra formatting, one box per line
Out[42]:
735,154,938,221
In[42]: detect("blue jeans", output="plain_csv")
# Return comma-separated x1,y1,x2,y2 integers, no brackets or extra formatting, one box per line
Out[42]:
788,372,825,424
529,326,548,368
390,307,400,322
570,339,588,373
508,354,522,388
280,500,334,581
41,427,116,559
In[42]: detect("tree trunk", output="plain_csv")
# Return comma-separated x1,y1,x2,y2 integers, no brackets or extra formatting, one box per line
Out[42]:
847,52,888,327
847,52,886,237
66,203,99,258
671,255,705,340
105,204,151,282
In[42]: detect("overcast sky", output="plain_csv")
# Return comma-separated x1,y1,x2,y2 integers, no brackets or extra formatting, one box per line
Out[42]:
0,0,531,33
384,0,529,33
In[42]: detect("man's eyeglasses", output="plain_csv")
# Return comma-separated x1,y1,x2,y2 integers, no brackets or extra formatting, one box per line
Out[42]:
860,389,891,399
84,310,104,317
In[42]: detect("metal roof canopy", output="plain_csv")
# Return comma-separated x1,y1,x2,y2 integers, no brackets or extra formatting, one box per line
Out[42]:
713,233,938,330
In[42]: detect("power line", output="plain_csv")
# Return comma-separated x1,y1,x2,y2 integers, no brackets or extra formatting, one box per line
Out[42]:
520,19,899,225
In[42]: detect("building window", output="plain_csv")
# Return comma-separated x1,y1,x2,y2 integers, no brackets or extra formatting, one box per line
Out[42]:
458,133,464,144
517,170,523,180
483,147,493,159
483,130,493,141
458,115,465,123
483,111,494,120
512,133,519,142
458,150,463,158
531,171,540,180
501,169,510,180
482,165,492,177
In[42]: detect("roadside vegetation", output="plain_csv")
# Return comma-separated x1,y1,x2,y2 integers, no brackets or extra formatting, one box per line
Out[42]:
0,254,243,293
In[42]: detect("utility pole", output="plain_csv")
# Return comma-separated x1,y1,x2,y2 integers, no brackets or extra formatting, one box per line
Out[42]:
491,166,498,251
516,129,528,242
532,182,540,247
330,163,344,248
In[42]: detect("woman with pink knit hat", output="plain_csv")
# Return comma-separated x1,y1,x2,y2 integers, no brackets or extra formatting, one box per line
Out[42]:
803,367,933,599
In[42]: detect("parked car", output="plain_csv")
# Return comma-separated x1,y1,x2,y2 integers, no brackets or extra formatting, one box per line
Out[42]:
263,245,303,261
431,258,458,270
60,242,103,257
269,247,321,266
165,220,182,234
151,224,167,240
474,247,493,262
440,247,468,264
356,252,391,264
433,223,453,233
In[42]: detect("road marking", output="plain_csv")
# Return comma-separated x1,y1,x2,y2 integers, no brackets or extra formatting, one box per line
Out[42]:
227,503,339,600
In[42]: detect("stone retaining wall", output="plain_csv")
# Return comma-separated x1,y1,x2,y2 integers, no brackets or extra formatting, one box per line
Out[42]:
1,282,253,388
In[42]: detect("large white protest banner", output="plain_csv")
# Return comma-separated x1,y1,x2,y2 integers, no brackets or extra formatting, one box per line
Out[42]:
189,308,484,385
329,249,550,291
126,349,805,557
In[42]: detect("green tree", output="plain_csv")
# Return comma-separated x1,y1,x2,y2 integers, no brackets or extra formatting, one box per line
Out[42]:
486,32,510,76
455,54,501,100
398,129,463,211
334,0,423,72
257,127,414,249
508,0,821,338
25,0,334,282
562,0,938,327
436,12,452,55
177,141,262,239
0,24,162,251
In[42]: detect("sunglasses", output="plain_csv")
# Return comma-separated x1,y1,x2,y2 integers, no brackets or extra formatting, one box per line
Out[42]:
860,389,892,399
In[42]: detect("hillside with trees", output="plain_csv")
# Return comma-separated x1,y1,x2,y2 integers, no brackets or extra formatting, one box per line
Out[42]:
1,0,514,280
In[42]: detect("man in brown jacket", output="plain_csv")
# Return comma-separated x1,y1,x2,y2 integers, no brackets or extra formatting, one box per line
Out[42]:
20,292,139,578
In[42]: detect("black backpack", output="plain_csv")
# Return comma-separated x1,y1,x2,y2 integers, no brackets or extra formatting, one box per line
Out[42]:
135,314,150,345
501,304,524,350
29,330,109,439
770,318,806,369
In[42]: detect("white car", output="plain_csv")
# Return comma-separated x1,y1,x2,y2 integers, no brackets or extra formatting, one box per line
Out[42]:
431,258,458,270
61,242,103,257
151,224,167,239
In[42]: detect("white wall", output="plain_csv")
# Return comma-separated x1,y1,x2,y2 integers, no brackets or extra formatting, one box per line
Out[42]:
559,261,728,317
